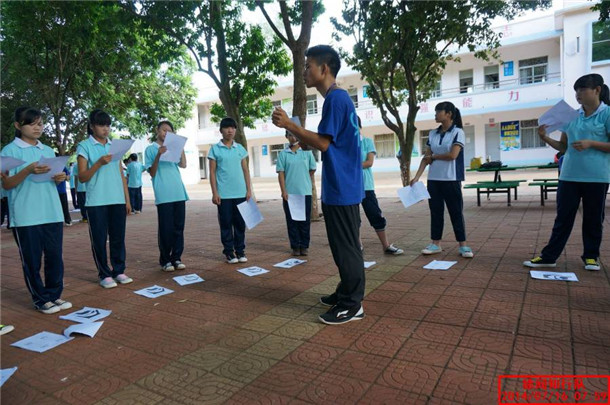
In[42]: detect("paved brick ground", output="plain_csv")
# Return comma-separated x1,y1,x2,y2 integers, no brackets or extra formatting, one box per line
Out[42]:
1,173,609,404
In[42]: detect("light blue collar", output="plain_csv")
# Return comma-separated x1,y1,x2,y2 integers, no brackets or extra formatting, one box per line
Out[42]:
89,135,112,145
14,137,44,150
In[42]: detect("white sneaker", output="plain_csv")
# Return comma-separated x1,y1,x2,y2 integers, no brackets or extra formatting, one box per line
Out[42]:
53,299,72,310
100,277,118,289
422,244,442,255
38,302,60,314
114,274,133,284
174,261,186,270
237,254,248,263
161,263,175,272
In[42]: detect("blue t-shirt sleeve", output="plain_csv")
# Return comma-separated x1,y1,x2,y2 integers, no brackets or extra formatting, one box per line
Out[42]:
605,109,610,137
452,129,465,146
239,144,248,160
144,145,155,170
365,138,376,154
208,145,217,161
276,151,285,172
308,152,317,171
76,143,88,160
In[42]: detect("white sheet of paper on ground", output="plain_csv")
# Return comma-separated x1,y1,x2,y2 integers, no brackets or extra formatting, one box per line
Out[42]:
530,271,579,282
397,181,431,209
0,367,18,387
423,260,457,270
59,307,112,323
11,331,73,353
30,156,70,183
364,261,376,269
274,258,307,268
0,156,25,172
287,194,306,221
160,132,188,163
237,199,264,230
109,139,135,161
173,274,205,286
134,285,174,298
63,321,104,338
538,100,580,133
238,266,270,277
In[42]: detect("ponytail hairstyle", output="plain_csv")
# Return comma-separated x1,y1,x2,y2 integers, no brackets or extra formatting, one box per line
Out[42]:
434,101,463,129
573,73,610,105
156,120,175,132
14,107,42,138
87,109,112,135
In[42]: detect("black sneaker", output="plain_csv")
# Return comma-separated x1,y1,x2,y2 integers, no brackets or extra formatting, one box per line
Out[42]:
226,253,238,264
319,304,364,325
319,293,338,307
523,256,556,268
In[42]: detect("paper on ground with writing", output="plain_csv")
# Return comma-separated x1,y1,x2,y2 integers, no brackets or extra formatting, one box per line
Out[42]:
0,156,25,172
0,367,17,387
134,285,174,298
160,132,188,163
530,271,578,282
364,261,376,269
423,260,457,270
173,274,205,286
274,258,307,268
109,139,135,161
59,307,112,323
237,199,264,230
11,331,73,353
397,182,431,209
538,100,579,134
287,194,306,221
63,321,104,338
238,266,270,277
30,156,70,183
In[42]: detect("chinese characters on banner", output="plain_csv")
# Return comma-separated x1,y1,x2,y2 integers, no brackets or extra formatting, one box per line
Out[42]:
500,121,520,151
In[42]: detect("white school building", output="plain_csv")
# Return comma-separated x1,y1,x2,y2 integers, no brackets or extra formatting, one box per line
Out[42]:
131,2,609,185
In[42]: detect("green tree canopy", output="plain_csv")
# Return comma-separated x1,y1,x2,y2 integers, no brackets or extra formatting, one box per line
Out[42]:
333,0,550,184
1,1,196,154
122,1,292,149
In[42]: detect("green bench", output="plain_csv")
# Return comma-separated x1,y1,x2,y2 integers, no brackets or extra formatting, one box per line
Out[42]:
529,180,559,206
464,181,521,207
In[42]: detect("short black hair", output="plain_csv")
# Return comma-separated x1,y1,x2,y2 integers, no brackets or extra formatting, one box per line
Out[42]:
357,115,362,129
305,45,341,77
157,120,175,132
14,106,42,138
88,109,111,135
220,117,237,129
129,153,138,161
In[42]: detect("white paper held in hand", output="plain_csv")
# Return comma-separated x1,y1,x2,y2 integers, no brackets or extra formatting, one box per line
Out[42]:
109,139,135,161
287,194,306,221
237,199,264,230
31,156,70,183
397,181,431,209
0,156,25,172
160,132,188,163
538,100,579,134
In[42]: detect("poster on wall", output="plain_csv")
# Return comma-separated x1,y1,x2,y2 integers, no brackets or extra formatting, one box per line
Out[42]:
503,61,514,76
262,145,268,156
500,121,520,151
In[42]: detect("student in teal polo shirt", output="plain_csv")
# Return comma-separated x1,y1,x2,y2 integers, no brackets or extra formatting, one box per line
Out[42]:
208,117,252,264
525,74,610,272
277,130,317,256
77,109,133,289
126,153,145,214
358,117,403,256
1,106,72,314
145,120,189,272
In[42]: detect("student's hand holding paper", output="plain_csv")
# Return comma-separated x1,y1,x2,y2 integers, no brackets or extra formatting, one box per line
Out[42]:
96,155,112,166
28,162,50,175
52,172,67,182
272,107,291,129
158,146,168,156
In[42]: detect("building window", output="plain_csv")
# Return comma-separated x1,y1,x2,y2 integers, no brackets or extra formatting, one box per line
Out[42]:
592,21,610,63
348,88,359,108
306,94,318,115
519,56,548,85
484,65,499,89
430,80,442,98
420,130,432,154
459,69,473,94
520,119,545,149
270,143,288,165
374,133,396,158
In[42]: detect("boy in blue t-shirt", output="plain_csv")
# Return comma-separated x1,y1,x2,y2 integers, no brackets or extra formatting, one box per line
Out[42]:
126,153,145,214
208,117,252,264
272,45,365,325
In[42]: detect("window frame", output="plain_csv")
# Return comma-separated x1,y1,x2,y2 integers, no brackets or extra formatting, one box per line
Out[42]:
518,56,548,85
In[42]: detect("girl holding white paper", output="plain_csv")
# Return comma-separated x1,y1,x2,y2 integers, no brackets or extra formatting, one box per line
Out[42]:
276,130,317,256
524,74,610,272
145,121,189,272
410,101,474,258
0,106,72,314
77,109,132,289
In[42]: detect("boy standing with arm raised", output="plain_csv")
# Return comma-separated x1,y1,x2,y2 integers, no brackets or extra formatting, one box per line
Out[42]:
272,45,365,325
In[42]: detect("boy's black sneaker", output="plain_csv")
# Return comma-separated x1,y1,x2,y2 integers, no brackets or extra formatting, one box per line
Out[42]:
319,304,364,325
523,256,556,268
319,293,338,307
226,253,238,264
